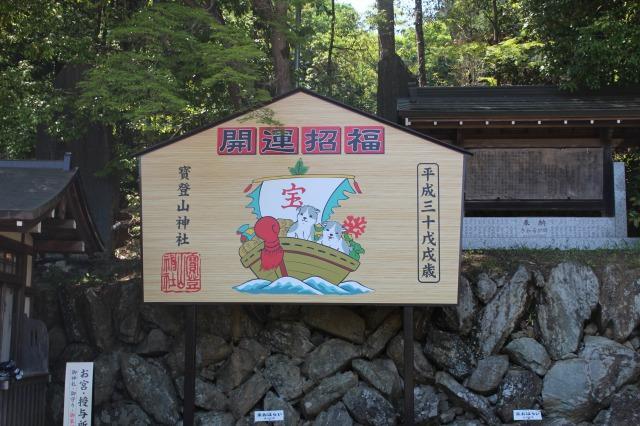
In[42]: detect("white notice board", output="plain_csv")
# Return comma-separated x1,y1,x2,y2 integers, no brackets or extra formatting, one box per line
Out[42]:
63,362,94,426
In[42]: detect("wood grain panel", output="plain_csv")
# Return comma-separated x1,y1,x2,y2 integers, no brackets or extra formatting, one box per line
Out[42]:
140,92,464,304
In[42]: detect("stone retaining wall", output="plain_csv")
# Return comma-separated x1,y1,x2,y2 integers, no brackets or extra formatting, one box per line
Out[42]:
32,259,640,425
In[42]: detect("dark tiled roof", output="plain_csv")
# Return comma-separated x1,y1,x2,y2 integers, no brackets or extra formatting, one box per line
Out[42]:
0,162,103,253
397,86,640,119
0,167,75,220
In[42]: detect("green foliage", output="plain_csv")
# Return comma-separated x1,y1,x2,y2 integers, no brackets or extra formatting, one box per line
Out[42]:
77,3,266,139
484,37,545,85
0,62,60,157
238,108,283,127
313,223,323,241
0,0,97,158
630,200,640,229
614,149,640,233
343,233,365,261
298,3,378,112
397,0,547,86
397,20,458,86
289,158,309,175
522,0,640,90
70,3,269,198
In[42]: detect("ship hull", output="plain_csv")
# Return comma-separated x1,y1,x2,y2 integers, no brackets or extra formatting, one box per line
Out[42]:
240,238,359,284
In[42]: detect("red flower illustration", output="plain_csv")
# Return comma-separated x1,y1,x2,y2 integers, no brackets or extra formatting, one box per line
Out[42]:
342,215,367,238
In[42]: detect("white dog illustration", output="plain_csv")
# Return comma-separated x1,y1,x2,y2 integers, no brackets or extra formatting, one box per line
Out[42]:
318,221,351,254
287,205,320,240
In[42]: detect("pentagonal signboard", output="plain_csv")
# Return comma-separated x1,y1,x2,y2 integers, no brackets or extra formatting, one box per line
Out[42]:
138,89,466,304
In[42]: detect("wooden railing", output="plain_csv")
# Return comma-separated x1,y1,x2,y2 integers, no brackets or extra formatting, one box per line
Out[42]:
0,373,48,426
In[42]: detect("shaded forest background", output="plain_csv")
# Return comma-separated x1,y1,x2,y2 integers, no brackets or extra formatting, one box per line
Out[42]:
1,0,639,249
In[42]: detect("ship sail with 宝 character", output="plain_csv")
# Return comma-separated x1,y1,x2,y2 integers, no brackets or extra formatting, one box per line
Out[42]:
234,161,372,296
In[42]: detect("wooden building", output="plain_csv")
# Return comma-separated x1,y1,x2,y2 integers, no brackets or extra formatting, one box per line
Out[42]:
0,154,103,425
397,86,640,217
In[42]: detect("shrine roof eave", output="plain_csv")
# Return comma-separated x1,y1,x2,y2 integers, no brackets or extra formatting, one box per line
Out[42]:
398,85,640,121
0,164,104,253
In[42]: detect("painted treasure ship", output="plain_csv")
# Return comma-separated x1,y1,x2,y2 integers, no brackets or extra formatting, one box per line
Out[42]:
234,162,372,295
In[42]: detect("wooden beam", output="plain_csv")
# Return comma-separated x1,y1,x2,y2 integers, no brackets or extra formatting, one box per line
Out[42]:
33,240,85,253
456,129,464,147
28,222,42,234
408,118,640,129
465,200,604,212
464,137,622,149
0,220,40,233
0,235,33,254
55,195,68,219
461,138,604,148
42,218,77,230
36,228,81,241
65,180,103,253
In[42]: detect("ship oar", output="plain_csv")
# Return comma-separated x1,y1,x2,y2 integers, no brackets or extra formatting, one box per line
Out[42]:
254,216,288,277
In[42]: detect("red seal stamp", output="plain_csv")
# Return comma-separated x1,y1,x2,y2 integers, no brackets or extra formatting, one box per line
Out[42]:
161,252,201,293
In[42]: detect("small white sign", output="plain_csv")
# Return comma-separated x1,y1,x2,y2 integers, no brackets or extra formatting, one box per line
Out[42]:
513,409,542,421
254,410,285,422
63,362,94,426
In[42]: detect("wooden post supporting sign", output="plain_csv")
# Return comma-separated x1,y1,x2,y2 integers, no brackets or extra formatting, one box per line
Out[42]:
403,306,415,426
183,306,197,426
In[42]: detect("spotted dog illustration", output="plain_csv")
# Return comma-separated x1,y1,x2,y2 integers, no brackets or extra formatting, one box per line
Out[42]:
286,205,320,240
317,221,351,255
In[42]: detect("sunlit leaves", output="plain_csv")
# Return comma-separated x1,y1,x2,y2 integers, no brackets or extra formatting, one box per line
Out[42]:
0,0,97,158
523,0,640,90
397,1,547,86
77,3,266,139
299,3,378,112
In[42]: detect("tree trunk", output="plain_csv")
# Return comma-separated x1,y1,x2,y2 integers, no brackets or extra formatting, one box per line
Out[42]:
377,0,395,58
377,55,413,121
294,3,302,83
271,0,293,95
491,0,500,44
252,0,294,95
414,0,426,86
326,0,336,95
376,0,414,120
36,64,117,253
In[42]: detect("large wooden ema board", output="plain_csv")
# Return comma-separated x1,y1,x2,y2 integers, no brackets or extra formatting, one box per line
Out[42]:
139,90,465,304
